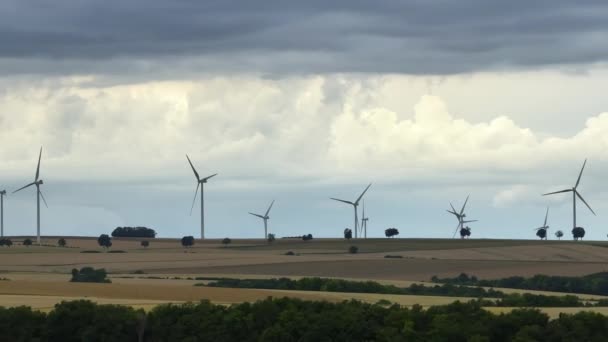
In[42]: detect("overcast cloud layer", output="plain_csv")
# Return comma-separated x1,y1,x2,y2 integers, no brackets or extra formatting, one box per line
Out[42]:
2,1,608,75
1,2,608,240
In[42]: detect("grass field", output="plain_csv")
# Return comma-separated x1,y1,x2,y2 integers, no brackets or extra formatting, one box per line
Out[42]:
1,236,608,315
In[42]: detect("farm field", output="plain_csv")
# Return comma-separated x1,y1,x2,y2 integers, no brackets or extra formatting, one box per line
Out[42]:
2,236,608,314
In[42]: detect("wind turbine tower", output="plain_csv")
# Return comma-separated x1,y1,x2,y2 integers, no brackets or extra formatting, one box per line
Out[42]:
361,200,369,239
543,159,595,230
249,200,275,239
186,155,217,239
0,190,6,237
331,183,372,239
13,147,48,245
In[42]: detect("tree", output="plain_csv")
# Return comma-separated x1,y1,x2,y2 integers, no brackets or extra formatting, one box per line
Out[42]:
385,228,399,238
572,227,585,241
140,240,149,249
58,238,67,247
70,267,111,283
302,234,313,241
181,236,194,248
97,234,112,249
0,238,12,247
349,246,359,254
23,238,33,247
555,230,564,240
344,228,352,240
111,226,157,238
536,229,547,240
267,234,276,243
222,238,232,247
460,227,471,239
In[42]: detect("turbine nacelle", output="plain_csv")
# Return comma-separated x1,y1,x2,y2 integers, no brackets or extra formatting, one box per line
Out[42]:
0,190,6,196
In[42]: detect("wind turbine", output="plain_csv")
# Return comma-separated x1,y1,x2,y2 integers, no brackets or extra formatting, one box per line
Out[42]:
543,159,595,231
534,207,550,240
0,190,6,237
249,200,274,239
186,155,217,240
13,147,48,245
331,183,372,239
360,200,369,239
446,195,477,238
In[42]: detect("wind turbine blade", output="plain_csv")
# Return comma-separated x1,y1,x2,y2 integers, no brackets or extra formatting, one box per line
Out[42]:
575,159,587,188
202,173,218,182
35,147,42,181
249,212,265,219
446,209,458,216
189,182,200,215
13,182,36,193
452,223,460,238
330,198,354,205
450,202,457,213
355,183,372,205
39,189,49,208
544,207,549,227
460,195,469,215
462,220,477,223
575,190,596,216
542,189,572,196
265,200,275,217
186,155,200,181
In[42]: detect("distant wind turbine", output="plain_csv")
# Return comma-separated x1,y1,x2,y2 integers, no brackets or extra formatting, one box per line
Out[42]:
13,147,48,244
543,159,595,231
0,190,6,237
249,200,275,239
446,195,477,238
361,200,369,239
331,183,372,239
186,155,217,239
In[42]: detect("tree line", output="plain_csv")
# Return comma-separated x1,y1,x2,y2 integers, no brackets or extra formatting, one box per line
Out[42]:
432,272,608,296
111,227,157,238
3,298,608,341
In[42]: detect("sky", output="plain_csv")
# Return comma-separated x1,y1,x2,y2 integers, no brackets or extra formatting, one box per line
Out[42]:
2,1,608,240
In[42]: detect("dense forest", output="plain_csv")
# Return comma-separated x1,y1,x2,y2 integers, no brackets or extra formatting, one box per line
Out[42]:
432,272,608,296
111,227,157,238
2,298,608,341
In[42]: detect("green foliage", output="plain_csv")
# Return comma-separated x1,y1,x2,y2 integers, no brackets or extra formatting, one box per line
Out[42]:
302,234,313,241
111,226,156,238
572,227,585,240
222,237,232,247
344,228,352,239
181,235,195,248
385,228,399,238
4,298,608,340
23,238,33,247
70,267,111,283
267,233,276,243
0,238,13,247
433,272,608,297
97,234,112,249
57,238,66,247
141,240,149,248
349,245,359,254
555,230,564,239
285,251,296,256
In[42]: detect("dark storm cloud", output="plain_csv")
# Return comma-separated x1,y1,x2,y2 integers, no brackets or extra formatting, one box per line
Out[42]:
1,0,608,75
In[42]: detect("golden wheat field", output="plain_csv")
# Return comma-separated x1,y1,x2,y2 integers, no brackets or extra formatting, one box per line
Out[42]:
2,236,608,313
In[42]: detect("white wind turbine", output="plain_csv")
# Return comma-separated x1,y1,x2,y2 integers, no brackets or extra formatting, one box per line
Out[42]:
331,183,372,239
360,200,369,239
534,207,550,240
446,195,477,238
0,189,6,237
249,200,275,239
13,147,48,245
186,155,217,239
543,159,595,231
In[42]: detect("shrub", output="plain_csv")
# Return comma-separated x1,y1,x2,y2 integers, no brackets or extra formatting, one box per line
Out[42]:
181,236,195,248
302,234,313,241
23,238,33,247
70,267,111,283
97,234,112,249
384,255,403,259
222,238,231,247
344,228,352,239
0,238,13,247
57,238,66,247
285,251,296,256
140,240,149,248
349,246,359,254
